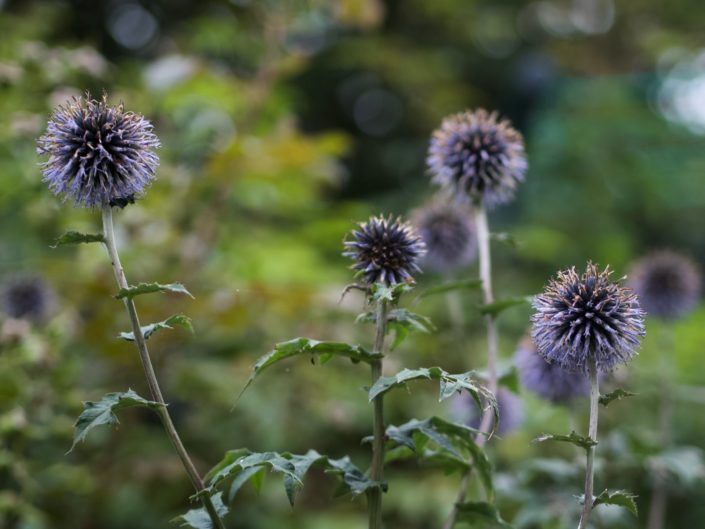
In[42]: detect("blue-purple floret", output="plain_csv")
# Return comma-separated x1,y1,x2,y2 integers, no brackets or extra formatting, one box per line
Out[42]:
514,336,590,403
37,94,160,208
531,263,645,374
343,215,426,285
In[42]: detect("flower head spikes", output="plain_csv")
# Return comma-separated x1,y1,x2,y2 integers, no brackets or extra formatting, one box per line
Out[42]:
411,200,477,273
0,275,55,322
38,93,160,208
514,335,590,403
531,263,645,373
628,250,701,321
343,215,426,285
427,109,527,207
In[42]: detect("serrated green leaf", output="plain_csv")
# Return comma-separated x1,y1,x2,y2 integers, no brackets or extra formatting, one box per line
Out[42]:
119,314,194,341
369,282,413,304
589,489,638,517
172,492,228,529
70,389,163,452
532,431,597,450
51,231,105,248
115,282,193,300
599,388,637,407
416,279,483,300
228,466,266,501
456,501,514,528
205,449,379,506
479,296,533,317
357,308,435,350
384,417,494,500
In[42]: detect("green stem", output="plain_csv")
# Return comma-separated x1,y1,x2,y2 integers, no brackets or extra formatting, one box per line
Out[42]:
577,358,600,529
101,206,226,529
442,204,497,529
368,298,388,529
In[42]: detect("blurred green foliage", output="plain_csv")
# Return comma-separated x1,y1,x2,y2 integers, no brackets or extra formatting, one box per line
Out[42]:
1,0,705,527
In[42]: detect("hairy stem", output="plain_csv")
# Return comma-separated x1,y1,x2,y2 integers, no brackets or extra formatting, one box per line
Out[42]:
442,204,497,529
578,358,600,529
647,326,675,529
368,298,388,529
101,206,226,529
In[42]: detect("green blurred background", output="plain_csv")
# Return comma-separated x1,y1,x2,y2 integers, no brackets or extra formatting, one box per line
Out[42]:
1,0,705,527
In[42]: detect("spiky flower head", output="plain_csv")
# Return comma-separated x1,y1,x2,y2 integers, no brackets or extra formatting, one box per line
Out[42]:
0,275,55,322
343,215,426,285
411,200,477,273
514,336,590,403
451,388,524,437
427,109,527,207
37,93,160,208
531,263,645,373
628,250,701,320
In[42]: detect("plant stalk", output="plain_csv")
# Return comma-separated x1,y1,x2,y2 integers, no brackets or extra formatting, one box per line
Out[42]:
442,204,497,529
577,358,600,529
368,297,388,529
101,206,226,529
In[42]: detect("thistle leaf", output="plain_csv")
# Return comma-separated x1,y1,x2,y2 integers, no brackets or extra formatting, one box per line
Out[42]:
172,492,228,529
119,314,194,341
599,388,637,407
115,282,193,300
532,431,597,450
51,231,105,248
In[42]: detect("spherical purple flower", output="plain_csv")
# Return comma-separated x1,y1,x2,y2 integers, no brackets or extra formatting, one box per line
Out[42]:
0,275,55,322
628,250,701,321
411,200,477,273
427,109,527,207
451,388,524,437
531,263,645,373
37,94,160,208
343,215,426,285
514,336,590,403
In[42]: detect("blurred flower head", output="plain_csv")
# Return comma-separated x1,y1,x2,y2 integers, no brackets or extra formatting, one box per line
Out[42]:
411,200,477,273
514,335,590,403
628,250,701,320
531,263,645,373
427,109,527,207
37,94,160,208
343,215,426,285
0,275,55,323
451,388,524,437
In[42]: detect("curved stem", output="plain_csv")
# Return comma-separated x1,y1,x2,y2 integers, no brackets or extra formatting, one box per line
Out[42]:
577,358,600,529
442,204,497,529
368,298,388,529
101,206,226,529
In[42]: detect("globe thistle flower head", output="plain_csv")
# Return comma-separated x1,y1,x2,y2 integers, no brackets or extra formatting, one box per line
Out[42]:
531,263,645,373
514,336,590,403
411,200,477,273
427,109,527,207
451,388,524,437
343,215,426,285
37,93,160,208
628,250,701,320
0,275,55,322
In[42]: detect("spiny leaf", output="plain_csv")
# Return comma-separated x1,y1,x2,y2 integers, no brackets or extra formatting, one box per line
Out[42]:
455,501,514,528
479,296,534,317
51,231,105,248
70,390,163,452
532,431,597,450
416,279,483,300
356,308,435,350
368,367,498,435
599,388,637,407
119,314,194,342
205,449,379,506
369,282,413,304
586,489,638,517
383,417,494,500
172,492,228,529
115,282,193,300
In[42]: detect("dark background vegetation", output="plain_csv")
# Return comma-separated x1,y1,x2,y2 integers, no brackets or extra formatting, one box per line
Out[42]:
1,0,705,527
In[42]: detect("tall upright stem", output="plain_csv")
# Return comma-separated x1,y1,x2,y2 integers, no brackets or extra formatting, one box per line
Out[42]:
101,206,226,529
368,298,388,529
647,326,675,529
442,204,497,529
578,358,600,529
